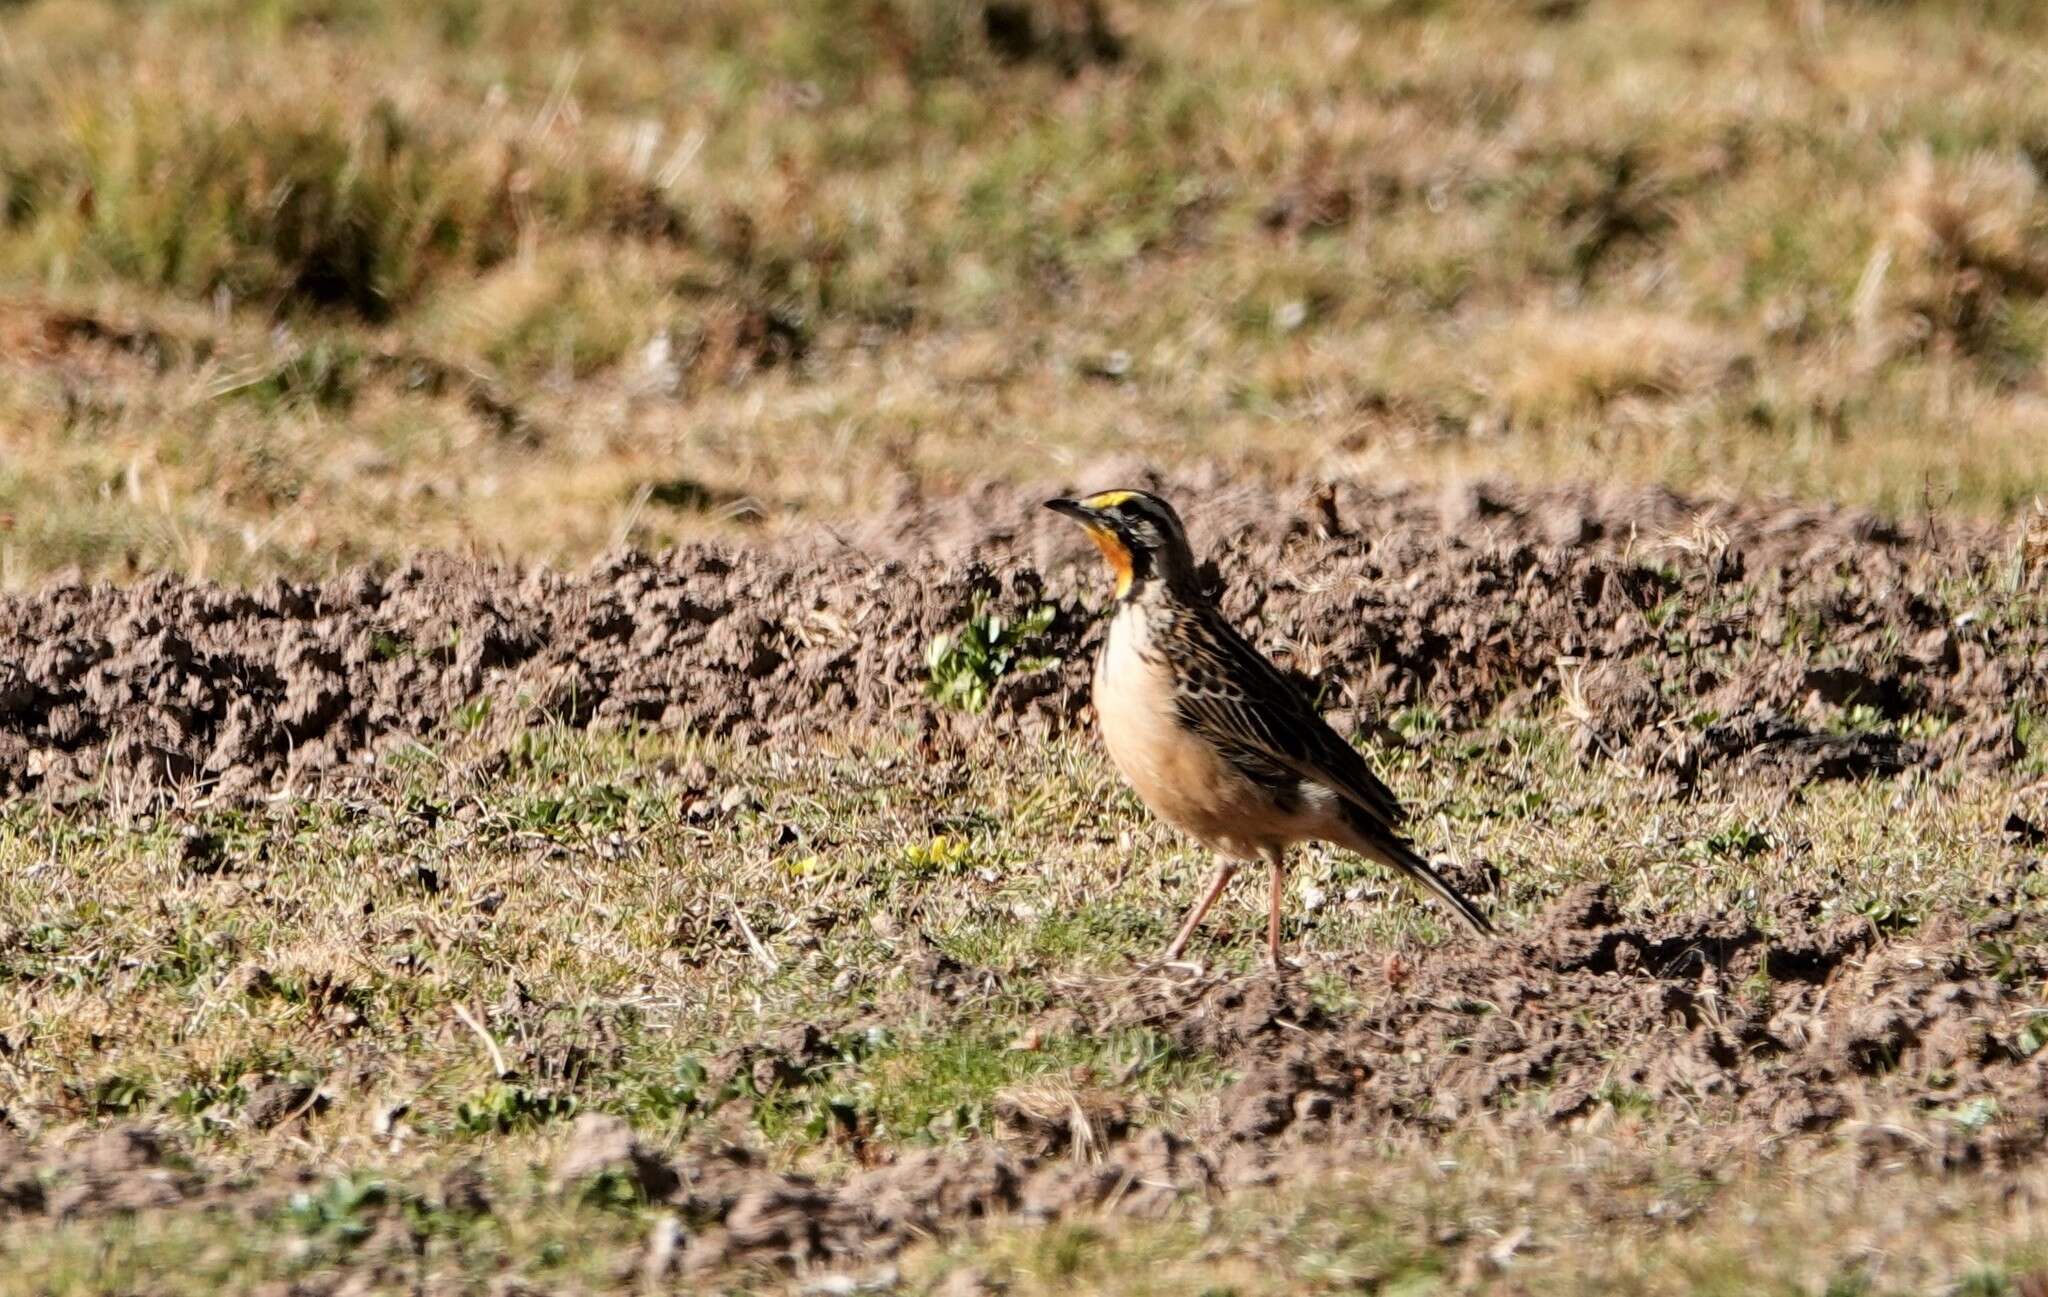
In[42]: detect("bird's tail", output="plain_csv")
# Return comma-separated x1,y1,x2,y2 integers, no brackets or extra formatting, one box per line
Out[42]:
1346,826,1496,937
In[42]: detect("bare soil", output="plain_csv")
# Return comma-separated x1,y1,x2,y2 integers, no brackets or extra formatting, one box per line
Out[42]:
1,476,2038,802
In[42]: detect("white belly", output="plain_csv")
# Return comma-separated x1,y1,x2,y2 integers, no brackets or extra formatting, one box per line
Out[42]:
1093,610,1294,860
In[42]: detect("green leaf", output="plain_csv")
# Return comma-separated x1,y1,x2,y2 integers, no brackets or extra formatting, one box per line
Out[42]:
923,595,1060,712
2015,1014,2048,1057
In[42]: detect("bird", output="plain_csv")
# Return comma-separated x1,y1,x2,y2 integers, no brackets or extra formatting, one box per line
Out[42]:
1044,488,1495,966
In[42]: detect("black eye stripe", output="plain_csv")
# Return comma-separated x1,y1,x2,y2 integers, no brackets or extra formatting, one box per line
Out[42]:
1084,489,1183,542
1125,495,1179,534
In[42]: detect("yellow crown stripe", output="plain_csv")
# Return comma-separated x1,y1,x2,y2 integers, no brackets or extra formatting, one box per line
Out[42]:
1083,489,1135,509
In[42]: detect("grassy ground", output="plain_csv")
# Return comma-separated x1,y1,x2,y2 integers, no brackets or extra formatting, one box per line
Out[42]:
5,0,2048,583
2,703,2043,1294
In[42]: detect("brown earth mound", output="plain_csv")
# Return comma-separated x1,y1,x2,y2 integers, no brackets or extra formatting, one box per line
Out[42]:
1,477,2040,801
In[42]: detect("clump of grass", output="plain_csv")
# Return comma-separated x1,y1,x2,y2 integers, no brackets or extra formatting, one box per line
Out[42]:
456,1082,578,1135
283,1173,390,1249
1877,145,2048,369
473,259,656,382
778,0,1122,92
1483,310,1740,426
212,338,366,411
1,96,507,319
0,89,679,321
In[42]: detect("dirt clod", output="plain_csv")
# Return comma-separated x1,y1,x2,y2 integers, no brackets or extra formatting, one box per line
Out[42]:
552,1114,679,1200
242,1080,321,1129
43,1125,194,1218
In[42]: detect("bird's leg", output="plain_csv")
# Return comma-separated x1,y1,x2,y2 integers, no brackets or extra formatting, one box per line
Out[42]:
1161,862,1236,962
1265,848,1286,969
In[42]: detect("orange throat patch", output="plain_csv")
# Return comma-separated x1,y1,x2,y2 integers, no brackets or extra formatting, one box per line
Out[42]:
1085,525,1135,598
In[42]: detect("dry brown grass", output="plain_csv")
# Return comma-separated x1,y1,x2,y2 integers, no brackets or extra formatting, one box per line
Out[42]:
1878,144,2048,365
1484,309,1742,425
3,0,2048,582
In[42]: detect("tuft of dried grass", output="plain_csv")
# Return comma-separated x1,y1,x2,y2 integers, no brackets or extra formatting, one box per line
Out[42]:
1876,145,2048,362
1484,311,1742,427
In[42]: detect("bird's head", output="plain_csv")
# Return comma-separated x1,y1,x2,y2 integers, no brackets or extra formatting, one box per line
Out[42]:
1044,488,1197,600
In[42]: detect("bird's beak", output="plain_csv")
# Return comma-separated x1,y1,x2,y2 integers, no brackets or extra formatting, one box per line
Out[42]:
1046,496,1135,594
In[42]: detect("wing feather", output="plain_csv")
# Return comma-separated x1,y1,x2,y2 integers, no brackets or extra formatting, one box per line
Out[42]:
1166,607,1408,832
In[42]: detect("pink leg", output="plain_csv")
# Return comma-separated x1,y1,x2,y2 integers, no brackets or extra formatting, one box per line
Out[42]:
1161,862,1237,961
1266,851,1286,968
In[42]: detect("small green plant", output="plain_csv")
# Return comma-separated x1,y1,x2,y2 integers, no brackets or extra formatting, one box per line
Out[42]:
285,1173,391,1247
1834,702,1890,734
1595,1082,1658,1117
627,1056,715,1123
91,1074,152,1116
513,783,632,834
2018,703,2048,777
1850,894,1919,932
455,1083,577,1135
1940,1097,2000,1134
1039,1224,1106,1281
1389,705,1443,741
1644,595,1685,630
213,340,364,411
2014,1014,2048,1058
924,597,1057,712
1953,1270,2013,1297
452,696,492,732
1685,825,1772,860
369,632,413,662
899,833,977,878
